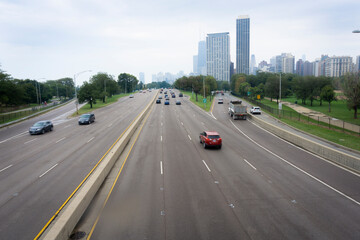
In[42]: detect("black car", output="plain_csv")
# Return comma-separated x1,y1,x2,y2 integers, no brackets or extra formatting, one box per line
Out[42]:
179,93,183,97
156,99,161,104
176,100,181,105
29,120,53,135
78,113,95,125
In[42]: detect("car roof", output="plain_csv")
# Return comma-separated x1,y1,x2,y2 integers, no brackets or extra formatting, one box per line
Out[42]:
205,131,219,135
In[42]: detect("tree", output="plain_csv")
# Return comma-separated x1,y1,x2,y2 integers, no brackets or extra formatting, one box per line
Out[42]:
320,85,336,112
78,82,98,108
90,73,118,103
117,73,138,93
221,81,230,91
230,74,246,93
342,72,360,119
265,74,279,102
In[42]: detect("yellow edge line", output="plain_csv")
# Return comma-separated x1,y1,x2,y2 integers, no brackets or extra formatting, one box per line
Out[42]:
210,97,215,113
34,98,154,240
87,103,154,239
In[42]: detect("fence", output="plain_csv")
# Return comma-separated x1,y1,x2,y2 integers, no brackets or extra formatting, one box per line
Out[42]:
0,99,71,125
231,92,360,136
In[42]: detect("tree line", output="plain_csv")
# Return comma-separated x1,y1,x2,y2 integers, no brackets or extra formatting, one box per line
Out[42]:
0,67,141,110
77,72,139,108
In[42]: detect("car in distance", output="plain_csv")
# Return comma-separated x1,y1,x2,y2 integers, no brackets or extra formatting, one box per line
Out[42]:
179,93,183,97
218,98,223,104
250,106,261,114
29,120,53,135
158,96,162,99
129,94,134,98
78,113,95,125
156,99,161,104
164,100,170,105
199,131,222,149
176,100,181,105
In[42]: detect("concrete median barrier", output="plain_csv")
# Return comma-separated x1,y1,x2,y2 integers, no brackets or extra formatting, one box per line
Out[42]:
39,93,158,240
248,114,360,173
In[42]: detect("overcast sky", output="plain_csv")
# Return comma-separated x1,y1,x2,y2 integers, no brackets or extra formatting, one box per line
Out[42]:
0,0,359,85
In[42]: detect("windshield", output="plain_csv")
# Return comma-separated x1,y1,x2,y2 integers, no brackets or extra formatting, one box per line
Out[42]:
33,122,45,127
80,114,90,119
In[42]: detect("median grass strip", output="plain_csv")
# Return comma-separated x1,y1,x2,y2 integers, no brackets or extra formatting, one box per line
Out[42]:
183,91,214,112
71,93,132,117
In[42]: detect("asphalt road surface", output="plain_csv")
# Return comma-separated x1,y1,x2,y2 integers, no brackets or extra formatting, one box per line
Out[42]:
0,91,156,239
89,91,360,240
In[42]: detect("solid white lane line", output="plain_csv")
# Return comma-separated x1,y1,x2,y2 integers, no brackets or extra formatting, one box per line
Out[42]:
24,138,37,144
0,165,13,173
202,160,211,172
64,124,71,129
87,137,95,143
244,159,257,170
161,136,163,142
188,135,192,140
56,137,66,143
39,164,58,178
249,120,360,177
230,119,360,206
160,161,163,175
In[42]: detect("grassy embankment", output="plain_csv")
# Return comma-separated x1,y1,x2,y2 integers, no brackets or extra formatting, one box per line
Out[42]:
182,91,214,112
72,93,132,117
255,98,360,151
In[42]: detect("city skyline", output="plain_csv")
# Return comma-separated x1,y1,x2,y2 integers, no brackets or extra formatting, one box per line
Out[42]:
0,0,359,85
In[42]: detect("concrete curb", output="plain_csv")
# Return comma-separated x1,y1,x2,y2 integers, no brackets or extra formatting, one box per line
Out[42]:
39,93,157,240
248,114,360,173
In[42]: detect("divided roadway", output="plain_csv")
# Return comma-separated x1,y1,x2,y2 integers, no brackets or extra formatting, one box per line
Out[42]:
88,91,360,239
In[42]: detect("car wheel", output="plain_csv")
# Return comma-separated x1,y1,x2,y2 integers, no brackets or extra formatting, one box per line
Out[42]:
41,129,45,134
218,145,222,149
199,138,202,143
203,142,206,149
50,126,53,131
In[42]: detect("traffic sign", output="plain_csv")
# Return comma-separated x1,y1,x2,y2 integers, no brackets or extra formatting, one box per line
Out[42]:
203,98,207,103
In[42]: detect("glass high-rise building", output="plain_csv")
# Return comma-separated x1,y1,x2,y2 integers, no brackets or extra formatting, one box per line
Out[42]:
236,16,250,75
206,32,230,82
198,40,207,75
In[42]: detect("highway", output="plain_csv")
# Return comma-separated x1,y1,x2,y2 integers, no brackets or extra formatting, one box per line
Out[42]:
88,91,360,239
0,91,156,239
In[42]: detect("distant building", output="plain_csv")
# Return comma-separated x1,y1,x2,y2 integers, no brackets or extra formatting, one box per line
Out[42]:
193,55,198,74
198,41,207,75
230,62,235,78
325,56,353,77
296,59,304,76
206,32,230,82
236,16,250,74
281,53,295,74
356,56,360,72
303,61,314,76
250,54,256,75
139,72,145,83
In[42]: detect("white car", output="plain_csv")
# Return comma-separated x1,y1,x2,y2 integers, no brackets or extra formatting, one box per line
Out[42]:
218,98,223,104
250,106,261,114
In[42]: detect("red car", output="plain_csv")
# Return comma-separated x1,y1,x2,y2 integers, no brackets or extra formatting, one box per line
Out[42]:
199,131,222,149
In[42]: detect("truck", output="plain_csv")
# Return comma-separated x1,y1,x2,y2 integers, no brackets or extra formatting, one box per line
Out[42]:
228,100,247,120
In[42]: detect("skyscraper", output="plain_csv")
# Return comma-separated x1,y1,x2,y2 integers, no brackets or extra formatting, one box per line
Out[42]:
139,72,145,83
236,15,250,75
198,40,207,75
206,32,230,82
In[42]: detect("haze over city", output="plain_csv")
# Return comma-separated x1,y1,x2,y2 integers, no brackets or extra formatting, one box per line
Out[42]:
0,0,359,85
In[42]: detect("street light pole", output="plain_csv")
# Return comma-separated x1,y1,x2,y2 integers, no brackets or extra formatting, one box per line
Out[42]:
36,78,46,106
74,70,92,115
279,72,282,110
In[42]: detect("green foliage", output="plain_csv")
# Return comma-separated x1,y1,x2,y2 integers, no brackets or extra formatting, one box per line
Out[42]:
117,73,138,93
146,81,172,89
320,85,336,112
90,73,118,103
77,82,97,108
342,72,360,119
